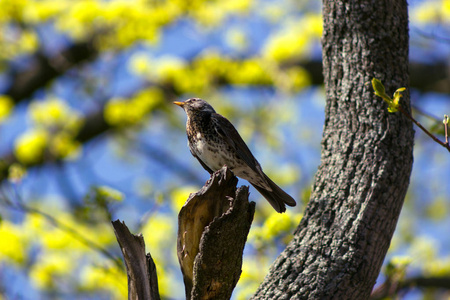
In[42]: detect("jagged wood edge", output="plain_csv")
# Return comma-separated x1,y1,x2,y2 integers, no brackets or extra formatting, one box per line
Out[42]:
112,220,160,300
190,186,255,300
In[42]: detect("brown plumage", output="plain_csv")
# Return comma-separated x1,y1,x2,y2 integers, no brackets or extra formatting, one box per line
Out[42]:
174,98,296,213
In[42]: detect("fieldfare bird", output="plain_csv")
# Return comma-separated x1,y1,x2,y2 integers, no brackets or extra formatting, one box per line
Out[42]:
174,98,296,213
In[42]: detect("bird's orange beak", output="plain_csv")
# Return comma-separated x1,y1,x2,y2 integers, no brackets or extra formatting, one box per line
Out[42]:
173,101,185,107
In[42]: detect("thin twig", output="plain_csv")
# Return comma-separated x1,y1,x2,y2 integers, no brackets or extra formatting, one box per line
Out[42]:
444,115,449,146
411,105,441,122
398,106,450,152
1,188,124,270
20,204,124,270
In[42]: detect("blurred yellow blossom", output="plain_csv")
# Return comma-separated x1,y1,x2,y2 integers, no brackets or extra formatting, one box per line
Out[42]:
29,98,82,132
263,14,322,63
130,54,187,83
81,264,127,299
410,236,437,262
424,256,450,276
426,196,448,221
260,3,285,23
264,30,307,62
0,0,27,22
104,88,163,126
282,66,311,92
26,98,84,161
30,252,73,288
41,228,77,250
249,210,301,250
0,95,14,122
30,98,66,125
140,214,176,297
445,0,450,19
226,28,248,51
0,221,28,264
95,185,125,202
21,209,116,252
49,132,81,159
228,59,272,85
192,0,252,26
129,52,152,75
412,0,450,23
21,213,71,250
14,129,49,164
153,56,188,83
266,164,300,187
389,255,413,270
22,213,48,235
262,210,298,237
56,1,101,40
20,30,39,53
237,258,270,300
8,163,28,183
141,214,174,252
24,1,68,23
104,97,128,126
170,186,199,211
54,0,177,47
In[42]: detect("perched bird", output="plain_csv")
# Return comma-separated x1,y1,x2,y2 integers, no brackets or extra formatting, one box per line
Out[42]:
174,98,296,213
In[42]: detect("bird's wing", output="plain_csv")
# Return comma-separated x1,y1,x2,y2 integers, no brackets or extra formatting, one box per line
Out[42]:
212,113,263,174
188,143,214,174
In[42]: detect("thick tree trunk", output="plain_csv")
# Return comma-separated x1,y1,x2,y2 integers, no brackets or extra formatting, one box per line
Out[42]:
252,0,414,299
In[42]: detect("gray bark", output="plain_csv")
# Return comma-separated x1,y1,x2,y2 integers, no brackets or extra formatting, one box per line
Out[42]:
112,220,160,300
177,167,255,300
113,167,254,300
252,0,414,299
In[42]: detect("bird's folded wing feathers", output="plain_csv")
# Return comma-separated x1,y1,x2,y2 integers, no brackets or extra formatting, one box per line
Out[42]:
212,113,264,175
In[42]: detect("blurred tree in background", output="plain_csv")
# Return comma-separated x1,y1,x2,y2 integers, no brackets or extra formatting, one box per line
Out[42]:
0,0,449,299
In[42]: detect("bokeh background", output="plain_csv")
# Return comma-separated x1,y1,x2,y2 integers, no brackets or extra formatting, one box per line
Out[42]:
0,0,449,299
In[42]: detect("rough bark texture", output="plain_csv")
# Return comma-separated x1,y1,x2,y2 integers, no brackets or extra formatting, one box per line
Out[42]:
177,167,255,300
112,220,160,300
112,167,254,300
252,0,414,299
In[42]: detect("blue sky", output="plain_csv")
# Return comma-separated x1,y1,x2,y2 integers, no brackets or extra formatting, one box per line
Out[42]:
0,1,449,298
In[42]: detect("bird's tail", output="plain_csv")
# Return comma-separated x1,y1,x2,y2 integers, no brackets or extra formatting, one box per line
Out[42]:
251,174,296,213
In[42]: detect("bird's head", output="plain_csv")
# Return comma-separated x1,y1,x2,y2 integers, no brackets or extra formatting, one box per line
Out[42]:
174,98,216,116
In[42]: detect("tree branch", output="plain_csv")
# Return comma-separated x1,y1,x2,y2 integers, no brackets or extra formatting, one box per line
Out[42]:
112,167,254,300
0,191,123,270
371,276,450,299
398,106,450,152
5,41,97,103
177,166,255,300
112,220,160,300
